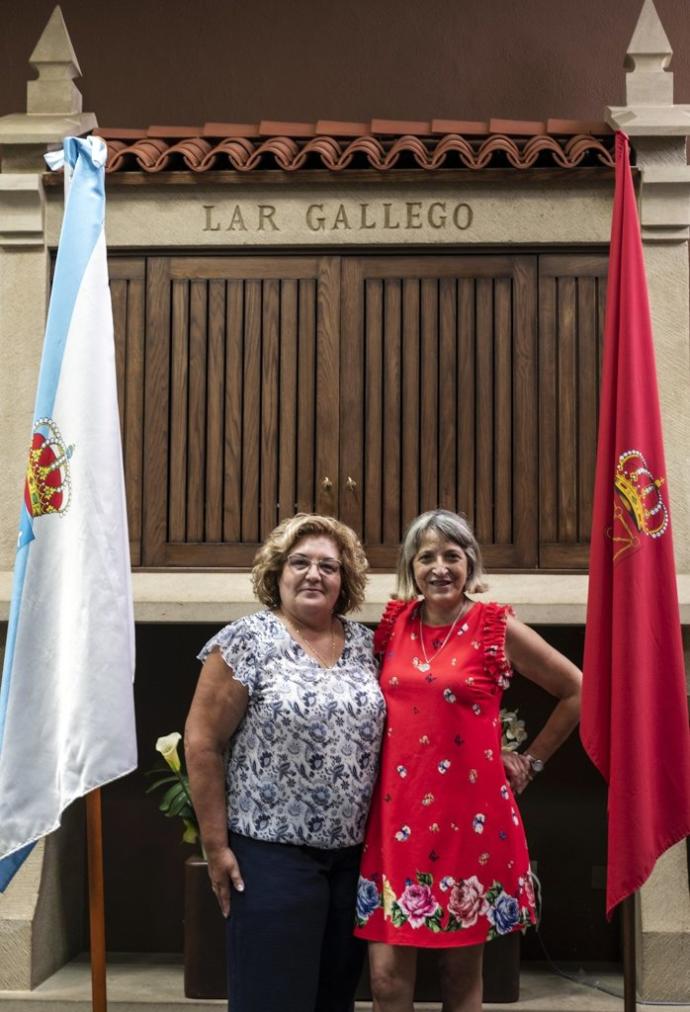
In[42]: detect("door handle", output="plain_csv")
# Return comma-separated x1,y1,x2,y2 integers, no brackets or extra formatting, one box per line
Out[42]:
321,476,333,491
346,476,358,492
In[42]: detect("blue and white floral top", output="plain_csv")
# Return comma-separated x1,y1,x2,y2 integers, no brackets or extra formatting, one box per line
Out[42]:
198,610,386,850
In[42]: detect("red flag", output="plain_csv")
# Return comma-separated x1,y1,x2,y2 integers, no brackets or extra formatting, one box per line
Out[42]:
581,131,690,918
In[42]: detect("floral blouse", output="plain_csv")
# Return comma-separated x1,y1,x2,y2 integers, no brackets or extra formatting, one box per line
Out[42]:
198,610,386,849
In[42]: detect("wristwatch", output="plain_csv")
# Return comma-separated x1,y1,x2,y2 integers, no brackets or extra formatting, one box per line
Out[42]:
524,753,545,774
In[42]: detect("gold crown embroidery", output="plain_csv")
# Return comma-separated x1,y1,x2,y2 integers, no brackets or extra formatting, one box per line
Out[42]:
24,418,74,519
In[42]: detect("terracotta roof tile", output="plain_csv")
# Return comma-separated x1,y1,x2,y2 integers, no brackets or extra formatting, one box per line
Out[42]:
259,121,315,137
315,120,370,136
370,118,431,135
145,125,203,138
488,118,546,135
97,120,615,175
546,117,612,134
203,122,259,137
431,119,488,135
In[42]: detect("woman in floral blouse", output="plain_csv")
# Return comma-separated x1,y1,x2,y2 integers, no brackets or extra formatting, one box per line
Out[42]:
185,514,385,1012
355,510,581,1011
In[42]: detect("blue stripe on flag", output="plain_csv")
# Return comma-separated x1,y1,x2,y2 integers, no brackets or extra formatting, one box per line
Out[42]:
0,843,35,892
34,139,104,421
0,138,104,755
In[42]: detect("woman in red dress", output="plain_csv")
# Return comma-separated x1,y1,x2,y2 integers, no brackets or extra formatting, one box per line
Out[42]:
356,510,582,1012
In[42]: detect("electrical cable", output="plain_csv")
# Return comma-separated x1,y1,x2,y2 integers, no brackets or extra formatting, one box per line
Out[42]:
529,870,690,1008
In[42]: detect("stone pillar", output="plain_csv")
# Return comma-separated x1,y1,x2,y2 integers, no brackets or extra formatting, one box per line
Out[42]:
606,0,690,1001
0,4,93,987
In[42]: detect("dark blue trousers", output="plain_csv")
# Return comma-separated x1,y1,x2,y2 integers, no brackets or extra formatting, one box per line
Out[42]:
227,832,365,1012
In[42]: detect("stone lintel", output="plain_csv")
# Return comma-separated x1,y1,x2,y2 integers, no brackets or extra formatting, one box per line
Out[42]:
0,112,97,149
606,104,690,136
0,174,45,247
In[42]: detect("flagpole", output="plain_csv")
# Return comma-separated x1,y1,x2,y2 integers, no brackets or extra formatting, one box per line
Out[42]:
86,789,108,1012
622,893,637,1011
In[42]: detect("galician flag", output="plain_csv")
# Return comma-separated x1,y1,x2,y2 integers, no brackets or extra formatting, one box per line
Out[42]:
580,132,690,917
0,136,137,890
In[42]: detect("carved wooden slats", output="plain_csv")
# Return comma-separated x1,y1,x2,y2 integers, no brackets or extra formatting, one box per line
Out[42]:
538,254,608,568
109,258,145,566
342,256,538,570
141,256,337,566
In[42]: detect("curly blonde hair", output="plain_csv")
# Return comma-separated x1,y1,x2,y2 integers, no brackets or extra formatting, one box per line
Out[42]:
251,514,368,614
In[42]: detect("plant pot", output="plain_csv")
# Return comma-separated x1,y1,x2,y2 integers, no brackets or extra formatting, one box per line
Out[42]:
183,855,227,999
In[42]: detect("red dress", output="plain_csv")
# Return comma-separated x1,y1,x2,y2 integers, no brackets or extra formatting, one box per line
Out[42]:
355,599,536,947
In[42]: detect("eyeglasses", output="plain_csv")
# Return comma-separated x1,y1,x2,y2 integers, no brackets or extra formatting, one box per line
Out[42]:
285,554,342,577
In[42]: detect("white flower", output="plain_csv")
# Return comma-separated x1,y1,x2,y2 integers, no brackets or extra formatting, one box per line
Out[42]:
156,732,182,773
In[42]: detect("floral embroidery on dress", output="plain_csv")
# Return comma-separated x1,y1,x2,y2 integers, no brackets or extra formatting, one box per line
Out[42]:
355,869,534,938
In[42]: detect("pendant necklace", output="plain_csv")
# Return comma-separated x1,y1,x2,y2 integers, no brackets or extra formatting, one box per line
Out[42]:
416,601,469,672
283,613,337,668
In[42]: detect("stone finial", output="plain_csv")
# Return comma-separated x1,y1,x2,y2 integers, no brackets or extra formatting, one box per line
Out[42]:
27,6,83,116
608,0,690,134
624,0,673,106
606,0,690,243
0,3,96,164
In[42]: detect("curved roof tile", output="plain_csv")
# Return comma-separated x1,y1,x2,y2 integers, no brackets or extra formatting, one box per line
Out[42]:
95,121,615,174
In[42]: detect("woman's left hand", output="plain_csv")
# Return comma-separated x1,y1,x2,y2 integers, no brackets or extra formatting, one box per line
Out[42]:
501,750,532,795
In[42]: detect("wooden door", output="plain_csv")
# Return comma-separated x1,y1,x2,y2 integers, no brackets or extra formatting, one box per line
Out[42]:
538,254,607,568
339,256,538,569
142,256,340,566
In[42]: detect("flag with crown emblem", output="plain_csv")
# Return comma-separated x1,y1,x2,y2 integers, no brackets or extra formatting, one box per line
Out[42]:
0,136,136,890
580,132,690,917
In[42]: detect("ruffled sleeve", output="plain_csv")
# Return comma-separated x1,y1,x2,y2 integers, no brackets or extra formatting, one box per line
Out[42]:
197,616,259,695
482,602,515,690
373,598,411,655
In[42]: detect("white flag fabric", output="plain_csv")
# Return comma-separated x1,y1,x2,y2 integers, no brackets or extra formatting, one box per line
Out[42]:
0,136,137,889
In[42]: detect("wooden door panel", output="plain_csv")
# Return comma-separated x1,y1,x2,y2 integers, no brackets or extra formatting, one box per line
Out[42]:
340,256,538,569
142,257,339,566
109,257,145,566
538,254,608,568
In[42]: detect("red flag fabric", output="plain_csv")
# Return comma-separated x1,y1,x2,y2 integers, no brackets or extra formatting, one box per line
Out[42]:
581,131,690,918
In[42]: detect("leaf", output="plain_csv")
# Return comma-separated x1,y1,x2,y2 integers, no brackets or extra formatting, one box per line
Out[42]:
144,765,171,777
391,904,407,928
416,871,433,886
158,783,185,812
181,820,199,845
168,791,193,817
145,775,178,793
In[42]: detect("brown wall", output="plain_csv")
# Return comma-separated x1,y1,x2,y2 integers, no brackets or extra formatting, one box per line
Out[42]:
2,0,690,127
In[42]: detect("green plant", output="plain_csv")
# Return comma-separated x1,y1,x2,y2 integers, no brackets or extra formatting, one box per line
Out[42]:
146,732,201,849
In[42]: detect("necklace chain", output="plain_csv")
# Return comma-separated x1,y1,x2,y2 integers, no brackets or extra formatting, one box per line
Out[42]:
282,612,337,668
418,600,469,669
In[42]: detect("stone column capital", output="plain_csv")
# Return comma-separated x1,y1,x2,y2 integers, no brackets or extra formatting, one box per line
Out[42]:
605,0,690,242
0,6,97,175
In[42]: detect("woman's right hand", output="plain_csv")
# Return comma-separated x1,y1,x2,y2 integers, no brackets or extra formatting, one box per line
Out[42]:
206,845,245,917
501,750,532,795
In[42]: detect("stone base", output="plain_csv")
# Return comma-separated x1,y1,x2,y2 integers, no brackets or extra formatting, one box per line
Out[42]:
0,955,684,1012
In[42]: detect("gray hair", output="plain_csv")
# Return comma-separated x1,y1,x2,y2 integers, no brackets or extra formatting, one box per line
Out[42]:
396,510,488,600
